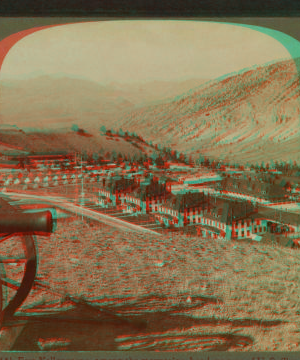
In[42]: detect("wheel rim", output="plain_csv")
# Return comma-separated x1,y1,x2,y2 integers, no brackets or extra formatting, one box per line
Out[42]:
0,234,37,323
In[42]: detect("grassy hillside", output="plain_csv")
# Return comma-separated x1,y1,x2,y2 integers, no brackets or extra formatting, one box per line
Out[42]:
6,216,300,351
115,58,300,165
0,129,151,158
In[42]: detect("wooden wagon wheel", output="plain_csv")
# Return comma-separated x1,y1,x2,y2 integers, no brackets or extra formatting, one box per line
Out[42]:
0,233,37,324
0,194,56,327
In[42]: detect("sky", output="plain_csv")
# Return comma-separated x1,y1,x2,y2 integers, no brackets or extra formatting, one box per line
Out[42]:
0,20,293,84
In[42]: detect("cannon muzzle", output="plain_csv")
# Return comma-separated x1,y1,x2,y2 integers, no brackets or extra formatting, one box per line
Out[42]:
0,210,56,235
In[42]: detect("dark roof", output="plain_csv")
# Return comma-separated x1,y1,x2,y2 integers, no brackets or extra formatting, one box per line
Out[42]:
258,206,300,226
105,177,136,193
139,180,169,198
217,178,287,199
202,197,258,224
165,192,205,211
163,193,178,208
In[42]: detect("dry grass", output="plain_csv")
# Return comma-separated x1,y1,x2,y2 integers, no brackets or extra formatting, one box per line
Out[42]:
3,216,300,351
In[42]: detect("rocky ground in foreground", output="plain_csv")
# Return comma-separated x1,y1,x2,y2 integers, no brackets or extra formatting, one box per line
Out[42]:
2,216,300,351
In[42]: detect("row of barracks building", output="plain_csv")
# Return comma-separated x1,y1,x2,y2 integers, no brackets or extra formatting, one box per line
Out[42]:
91,174,300,241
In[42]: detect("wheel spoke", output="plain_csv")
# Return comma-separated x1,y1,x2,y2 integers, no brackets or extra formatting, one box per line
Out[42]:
1,277,20,291
0,235,12,244
0,258,27,264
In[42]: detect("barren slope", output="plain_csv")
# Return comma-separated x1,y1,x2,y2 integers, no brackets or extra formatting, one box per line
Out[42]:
116,58,300,165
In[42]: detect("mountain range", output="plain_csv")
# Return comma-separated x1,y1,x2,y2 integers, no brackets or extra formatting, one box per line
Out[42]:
0,76,209,132
0,58,299,165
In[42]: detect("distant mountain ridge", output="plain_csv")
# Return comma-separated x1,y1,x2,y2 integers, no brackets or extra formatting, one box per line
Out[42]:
0,76,209,131
1,58,300,165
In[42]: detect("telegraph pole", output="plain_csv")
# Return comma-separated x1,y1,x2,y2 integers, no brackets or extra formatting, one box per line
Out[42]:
81,154,84,198
81,153,85,221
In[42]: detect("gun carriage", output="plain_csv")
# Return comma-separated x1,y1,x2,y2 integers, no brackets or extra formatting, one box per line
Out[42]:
0,194,56,324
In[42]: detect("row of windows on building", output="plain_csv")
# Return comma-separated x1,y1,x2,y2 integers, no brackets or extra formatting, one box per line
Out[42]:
233,219,262,228
235,226,266,237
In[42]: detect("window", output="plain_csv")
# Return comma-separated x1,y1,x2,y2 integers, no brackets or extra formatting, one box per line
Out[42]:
247,230,250,236
241,231,244,237
259,227,262,232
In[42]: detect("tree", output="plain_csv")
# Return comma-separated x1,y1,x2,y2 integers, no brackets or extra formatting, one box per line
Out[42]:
151,152,158,161
82,151,88,162
19,158,25,169
117,152,123,163
111,150,118,162
171,150,177,160
87,153,94,165
179,152,185,163
71,124,79,132
92,152,99,163
204,157,210,168
156,155,165,168
119,128,124,136
100,125,106,134
211,160,217,169
198,155,204,165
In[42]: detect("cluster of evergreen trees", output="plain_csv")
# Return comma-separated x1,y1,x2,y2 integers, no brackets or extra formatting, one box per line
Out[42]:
74,124,300,175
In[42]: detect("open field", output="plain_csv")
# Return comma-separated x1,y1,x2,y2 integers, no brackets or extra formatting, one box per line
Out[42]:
1,215,300,351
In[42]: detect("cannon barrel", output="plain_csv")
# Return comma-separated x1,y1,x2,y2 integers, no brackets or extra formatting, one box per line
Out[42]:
0,210,56,235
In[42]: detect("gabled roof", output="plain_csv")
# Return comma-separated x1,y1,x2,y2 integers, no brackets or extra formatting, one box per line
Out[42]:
162,191,205,211
163,193,178,208
218,177,286,199
202,197,257,224
258,207,300,226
